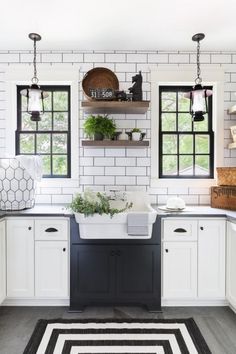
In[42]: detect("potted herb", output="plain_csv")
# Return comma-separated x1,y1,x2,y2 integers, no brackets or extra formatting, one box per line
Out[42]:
83,115,116,140
131,128,142,141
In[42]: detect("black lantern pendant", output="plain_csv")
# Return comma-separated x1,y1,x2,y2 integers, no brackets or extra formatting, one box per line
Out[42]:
20,33,48,122
185,33,212,122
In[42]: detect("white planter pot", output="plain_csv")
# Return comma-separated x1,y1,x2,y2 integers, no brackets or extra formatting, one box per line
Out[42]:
132,132,141,141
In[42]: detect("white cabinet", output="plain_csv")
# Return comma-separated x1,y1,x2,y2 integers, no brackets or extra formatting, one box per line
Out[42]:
35,241,68,298
226,221,236,311
162,217,226,303
0,220,6,304
7,219,34,298
198,219,225,298
163,241,197,298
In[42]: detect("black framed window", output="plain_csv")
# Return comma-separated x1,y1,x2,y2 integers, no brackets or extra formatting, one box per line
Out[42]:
16,85,71,178
159,86,214,178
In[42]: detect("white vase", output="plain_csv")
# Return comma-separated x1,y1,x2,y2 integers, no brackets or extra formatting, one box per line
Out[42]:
118,129,129,141
230,125,236,142
132,132,141,141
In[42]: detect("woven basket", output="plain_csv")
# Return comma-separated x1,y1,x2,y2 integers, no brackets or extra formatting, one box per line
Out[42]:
217,167,236,186
82,67,119,100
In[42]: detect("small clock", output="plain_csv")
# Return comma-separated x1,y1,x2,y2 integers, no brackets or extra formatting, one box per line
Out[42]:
89,88,114,100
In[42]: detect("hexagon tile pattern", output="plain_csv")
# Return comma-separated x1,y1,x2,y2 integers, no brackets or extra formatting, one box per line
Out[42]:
0,158,36,210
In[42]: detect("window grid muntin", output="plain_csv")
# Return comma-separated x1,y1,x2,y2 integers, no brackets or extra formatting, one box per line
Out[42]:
16,85,71,178
159,86,213,178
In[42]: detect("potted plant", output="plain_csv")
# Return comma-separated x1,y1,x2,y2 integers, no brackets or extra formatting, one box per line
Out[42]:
83,115,116,140
131,128,142,141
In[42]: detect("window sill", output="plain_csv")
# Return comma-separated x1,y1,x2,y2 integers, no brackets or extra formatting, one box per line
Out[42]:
38,178,80,188
150,177,216,189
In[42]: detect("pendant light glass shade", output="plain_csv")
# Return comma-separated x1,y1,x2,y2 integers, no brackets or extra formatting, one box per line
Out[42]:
184,33,212,122
20,33,48,122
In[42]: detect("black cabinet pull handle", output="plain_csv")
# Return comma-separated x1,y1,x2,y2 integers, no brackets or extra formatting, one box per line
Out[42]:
63,248,66,252
45,227,58,233
28,226,32,230
200,226,204,230
174,228,187,233
165,249,169,253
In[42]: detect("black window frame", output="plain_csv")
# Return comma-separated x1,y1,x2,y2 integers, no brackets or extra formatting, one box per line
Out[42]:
16,85,71,178
159,85,214,179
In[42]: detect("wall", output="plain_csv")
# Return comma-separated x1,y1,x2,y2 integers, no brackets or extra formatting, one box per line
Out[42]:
0,49,235,205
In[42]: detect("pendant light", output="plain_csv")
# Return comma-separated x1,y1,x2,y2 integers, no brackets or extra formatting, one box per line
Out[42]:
20,33,48,122
185,33,212,122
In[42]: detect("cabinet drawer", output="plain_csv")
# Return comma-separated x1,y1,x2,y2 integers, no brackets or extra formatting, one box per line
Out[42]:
163,219,198,241
35,219,68,241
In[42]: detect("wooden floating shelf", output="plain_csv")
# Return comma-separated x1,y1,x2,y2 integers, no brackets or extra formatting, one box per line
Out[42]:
227,105,236,114
81,100,150,114
81,140,149,148
228,142,236,149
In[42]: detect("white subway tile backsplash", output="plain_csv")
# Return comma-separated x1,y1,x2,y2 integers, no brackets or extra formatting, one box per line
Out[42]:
94,176,115,185
84,166,104,175
126,167,146,175
0,48,235,204
116,176,136,185
94,157,114,166
84,53,105,62
105,166,125,175
116,158,136,166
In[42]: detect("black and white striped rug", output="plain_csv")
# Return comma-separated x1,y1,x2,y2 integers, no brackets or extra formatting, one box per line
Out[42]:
23,318,211,354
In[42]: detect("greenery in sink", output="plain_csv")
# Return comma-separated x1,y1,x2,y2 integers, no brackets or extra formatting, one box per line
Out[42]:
69,189,133,217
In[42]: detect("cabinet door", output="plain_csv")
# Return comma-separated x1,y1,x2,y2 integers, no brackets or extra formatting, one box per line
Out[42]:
70,245,115,308
198,219,225,298
7,219,34,298
163,242,197,299
35,241,68,298
116,245,161,301
226,221,236,310
0,220,6,304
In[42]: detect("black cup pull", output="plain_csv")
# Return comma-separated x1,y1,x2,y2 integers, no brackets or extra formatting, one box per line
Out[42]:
174,228,187,233
200,226,204,230
165,249,169,253
63,248,66,252
45,227,58,233
28,226,32,230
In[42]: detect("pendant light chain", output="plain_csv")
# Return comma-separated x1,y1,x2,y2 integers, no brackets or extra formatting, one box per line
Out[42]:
195,39,202,85
32,38,38,84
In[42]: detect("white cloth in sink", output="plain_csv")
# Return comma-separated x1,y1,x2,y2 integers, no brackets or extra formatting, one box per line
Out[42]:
127,213,149,236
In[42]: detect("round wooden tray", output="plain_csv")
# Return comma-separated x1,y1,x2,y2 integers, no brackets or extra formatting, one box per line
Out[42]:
82,67,119,100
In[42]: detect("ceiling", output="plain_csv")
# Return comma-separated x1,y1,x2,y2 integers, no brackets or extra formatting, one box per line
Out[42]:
1,0,236,52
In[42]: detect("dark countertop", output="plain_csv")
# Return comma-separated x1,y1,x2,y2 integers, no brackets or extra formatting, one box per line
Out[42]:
0,204,73,219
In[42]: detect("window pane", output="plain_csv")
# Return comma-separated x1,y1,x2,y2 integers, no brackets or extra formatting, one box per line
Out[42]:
195,155,209,175
43,91,52,111
178,92,189,111
195,135,209,154
20,134,35,153
178,113,192,131
36,134,51,153
53,112,68,130
161,113,176,131
162,155,177,175
21,113,36,131
194,115,208,131
179,155,193,175
163,135,177,154
42,155,51,175
179,135,193,154
53,155,67,175
53,91,68,111
38,113,52,131
52,134,67,153
161,92,176,111
21,95,28,111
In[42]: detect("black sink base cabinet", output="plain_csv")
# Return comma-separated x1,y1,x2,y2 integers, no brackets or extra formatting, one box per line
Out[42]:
70,216,161,312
